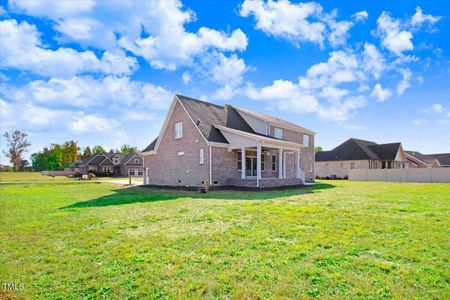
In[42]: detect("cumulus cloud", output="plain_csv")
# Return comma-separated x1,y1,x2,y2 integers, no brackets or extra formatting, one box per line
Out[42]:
352,10,368,22
0,19,137,77
361,43,385,79
68,113,119,133
3,76,173,110
396,69,411,95
239,0,356,48
375,12,413,55
243,49,376,122
10,0,248,71
370,83,392,102
410,7,441,28
375,8,440,56
9,0,95,18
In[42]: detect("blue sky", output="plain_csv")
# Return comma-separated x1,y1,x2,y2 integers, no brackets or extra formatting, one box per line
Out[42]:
1,0,449,164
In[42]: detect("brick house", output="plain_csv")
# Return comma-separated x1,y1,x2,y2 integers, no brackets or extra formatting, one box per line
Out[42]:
78,152,144,177
315,138,408,179
142,94,316,188
405,151,450,168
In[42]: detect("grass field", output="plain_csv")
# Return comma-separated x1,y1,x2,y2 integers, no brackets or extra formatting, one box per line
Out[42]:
1,180,449,299
0,172,73,182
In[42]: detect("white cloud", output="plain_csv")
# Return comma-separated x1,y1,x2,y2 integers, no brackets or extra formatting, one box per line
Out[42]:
243,49,374,122
375,12,413,55
413,119,426,126
362,43,385,79
68,113,118,133
209,53,249,99
239,0,355,48
370,83,392,102
5,76,172,110
10,0,95,18
0,19,137,77
182,72,191,84
410,7,441,28
9,0,248,71
0,99,71,130
397,69,411,95
424,103,444,114
352,11,368,22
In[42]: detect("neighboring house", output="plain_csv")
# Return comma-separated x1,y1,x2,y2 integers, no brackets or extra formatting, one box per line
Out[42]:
406,151,450,168
142,94,316,188
79,152,144,177
315,138,408,179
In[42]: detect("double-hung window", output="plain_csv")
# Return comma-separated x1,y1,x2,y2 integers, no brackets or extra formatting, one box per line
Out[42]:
303,134,310,147
274,127,283,139
271,155,276,171
174,122,183,139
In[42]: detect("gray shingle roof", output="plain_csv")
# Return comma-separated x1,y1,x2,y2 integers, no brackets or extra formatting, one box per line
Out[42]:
177,94,256,143
316,138,402,161
144,94,313,151
143,137,158,152
406,151,450,166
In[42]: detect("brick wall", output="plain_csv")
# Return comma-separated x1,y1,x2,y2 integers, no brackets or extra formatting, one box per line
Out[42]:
144,100,209,187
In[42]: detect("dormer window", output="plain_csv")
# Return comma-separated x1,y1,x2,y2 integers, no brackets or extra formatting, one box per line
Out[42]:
134,158,139,163
274,127,283,139
114,157,119,164
174,122,183,139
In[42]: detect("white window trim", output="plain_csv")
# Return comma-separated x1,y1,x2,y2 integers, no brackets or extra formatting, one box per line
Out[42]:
303,134,310,147
174,122,183,139
237,151,242,171
274,127,283,139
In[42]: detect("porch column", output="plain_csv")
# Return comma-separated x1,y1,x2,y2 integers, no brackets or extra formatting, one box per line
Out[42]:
241,148,246,179
279,148,283,179
296,150,300,179
257,144,262,187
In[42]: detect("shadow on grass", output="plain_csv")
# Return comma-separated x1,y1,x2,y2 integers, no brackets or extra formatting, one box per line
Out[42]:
61,182,336,209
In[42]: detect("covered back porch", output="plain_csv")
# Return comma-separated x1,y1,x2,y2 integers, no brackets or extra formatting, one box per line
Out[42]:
216,125,306,188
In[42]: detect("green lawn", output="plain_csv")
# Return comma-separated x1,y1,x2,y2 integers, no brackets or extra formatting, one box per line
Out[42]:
0,172,73,182
1,180,449,299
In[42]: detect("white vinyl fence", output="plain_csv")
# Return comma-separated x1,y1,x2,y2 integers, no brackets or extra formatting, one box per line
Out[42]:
349,168,450,183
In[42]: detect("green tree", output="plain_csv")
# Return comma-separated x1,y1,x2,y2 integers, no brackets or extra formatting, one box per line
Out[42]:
47,144,64,170
31,151,48,171
82,146,93,158
3,130,31,171
62,140,80,167
314,146,323,153
92,145,106,154
120,144,137,154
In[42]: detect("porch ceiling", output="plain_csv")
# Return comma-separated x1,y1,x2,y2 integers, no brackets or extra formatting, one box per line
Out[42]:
214,124,303,150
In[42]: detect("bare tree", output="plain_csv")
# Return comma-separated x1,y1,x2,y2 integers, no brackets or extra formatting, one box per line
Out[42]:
3,130,31,171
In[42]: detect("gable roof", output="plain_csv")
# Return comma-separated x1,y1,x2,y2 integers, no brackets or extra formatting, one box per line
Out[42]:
316,138,403,161
406,151,450,166
143,137,158,152
144,94,315,152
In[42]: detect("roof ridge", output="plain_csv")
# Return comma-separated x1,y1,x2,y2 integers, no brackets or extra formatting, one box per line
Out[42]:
176,94,224,109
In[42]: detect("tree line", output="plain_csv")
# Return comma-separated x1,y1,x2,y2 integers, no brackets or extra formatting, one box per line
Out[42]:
2,130,138,172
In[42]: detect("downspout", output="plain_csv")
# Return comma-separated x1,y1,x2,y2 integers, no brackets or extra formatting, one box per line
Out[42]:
209,145,212,185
